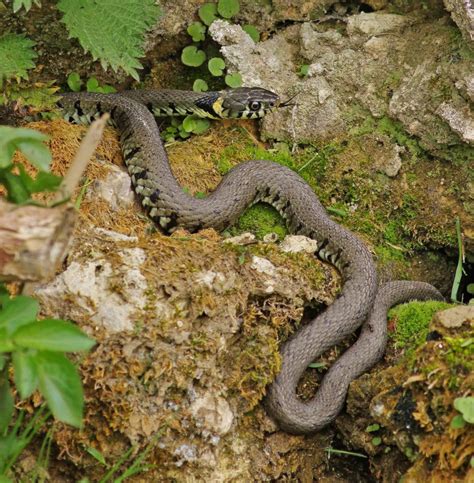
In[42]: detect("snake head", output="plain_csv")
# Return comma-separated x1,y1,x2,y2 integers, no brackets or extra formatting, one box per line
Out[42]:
214,87,279,119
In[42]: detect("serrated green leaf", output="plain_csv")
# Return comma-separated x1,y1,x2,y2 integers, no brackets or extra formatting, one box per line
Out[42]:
0,34,37,84
0,377,13,432
181,45,206,67
7,82,61,110
67,72,82,92
225,72,242,88
187,22,206,42
193,79,208,92
35,351,84,427
0,296,39,335
13,319,95,352
199,3,217,26
12,350,38,399
58,0,161,80
208,57,225,76
217,0,240,19
242,24,259,42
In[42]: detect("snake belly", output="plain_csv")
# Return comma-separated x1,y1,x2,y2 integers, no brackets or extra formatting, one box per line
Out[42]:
57,90,444,434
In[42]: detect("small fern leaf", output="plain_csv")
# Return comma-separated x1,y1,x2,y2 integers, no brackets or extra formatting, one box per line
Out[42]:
0,34,37,85
57,0,161,80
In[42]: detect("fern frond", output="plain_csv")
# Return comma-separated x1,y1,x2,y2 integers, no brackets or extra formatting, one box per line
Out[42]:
57,0,161,80
0,34,37,85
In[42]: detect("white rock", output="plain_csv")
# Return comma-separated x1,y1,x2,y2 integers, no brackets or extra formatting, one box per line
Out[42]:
280,235,318,254
190,393,234,435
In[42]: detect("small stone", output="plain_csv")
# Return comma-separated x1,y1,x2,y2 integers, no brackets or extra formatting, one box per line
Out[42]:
347,12,411,37
263,232,279,243
223,233,256,245
251,256,277,276
434,305,474,328
190,393,234,435
280,235,318,254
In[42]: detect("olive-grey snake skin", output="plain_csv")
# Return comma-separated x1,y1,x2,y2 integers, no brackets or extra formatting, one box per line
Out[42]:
57,88,444,434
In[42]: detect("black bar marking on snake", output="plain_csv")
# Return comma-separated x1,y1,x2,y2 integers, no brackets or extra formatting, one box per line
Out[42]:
74,100,84,116
149,189,160,204
125,146,141,161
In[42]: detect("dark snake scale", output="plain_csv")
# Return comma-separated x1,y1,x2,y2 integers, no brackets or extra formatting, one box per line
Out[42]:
57,88,444,434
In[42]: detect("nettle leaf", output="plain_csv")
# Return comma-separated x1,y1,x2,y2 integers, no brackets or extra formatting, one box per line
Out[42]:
35,351,84,427
187,22,206,42
17,165,62,194
217,0,240,19
225,72,242,88
13,319,96,352
12,350,38,399
208,57,225,77
198,3,218,26
242,25,259,42
181,46,206,67
0,33,37,85
193,79,209,92
7,81,61,110
57,0,161,81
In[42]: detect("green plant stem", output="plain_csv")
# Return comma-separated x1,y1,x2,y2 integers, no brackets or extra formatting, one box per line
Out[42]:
451,217,464,302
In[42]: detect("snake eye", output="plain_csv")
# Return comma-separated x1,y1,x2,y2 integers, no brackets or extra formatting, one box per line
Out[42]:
249,101,261,111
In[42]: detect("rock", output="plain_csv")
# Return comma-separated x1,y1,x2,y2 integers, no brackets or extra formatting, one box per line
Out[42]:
190,393,234,435
280,235,319,254
436,101,474,144
346,12,412,36
88,164,135,211
433,304,474,327
223,232,256,245
444,0,474,47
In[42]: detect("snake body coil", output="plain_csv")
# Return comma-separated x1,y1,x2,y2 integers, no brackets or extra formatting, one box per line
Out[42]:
58,88,443,434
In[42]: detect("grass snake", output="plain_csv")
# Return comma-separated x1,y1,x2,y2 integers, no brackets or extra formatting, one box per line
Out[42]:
57,87,443,434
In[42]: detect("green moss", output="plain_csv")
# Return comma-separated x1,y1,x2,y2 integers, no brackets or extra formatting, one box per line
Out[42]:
444,337,474,388
388,301,453,351
228,204,287,239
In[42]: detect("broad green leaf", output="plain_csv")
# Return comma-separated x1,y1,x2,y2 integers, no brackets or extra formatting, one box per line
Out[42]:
17,165,62,193
454,397,474,424
225,72,242,88
58,0,161,80
12,0,41,13
13,319,95,352
208,57,225,77
0,328,14,352
199,3,217,26
0,296,39,335
86,77,100,92
35,351,84,427
450,414,466,429
0,170,31,204
193,79,208,92
181,46,206,67
242,24,259,42
0,34,37,84
16,139,52,171
0,126,48,169
365,423,380,432
12,350,38,399
67,72,82,92
371,437,382,446
182,115,210,135
217,0,240,19
0,377,13,433
299,64,309,77
187,22,206,42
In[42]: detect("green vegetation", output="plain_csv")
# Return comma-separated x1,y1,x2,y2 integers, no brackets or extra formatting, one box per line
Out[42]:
1,1,161,86
181,0,258,89
388,300,452,352
67,72,116,94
